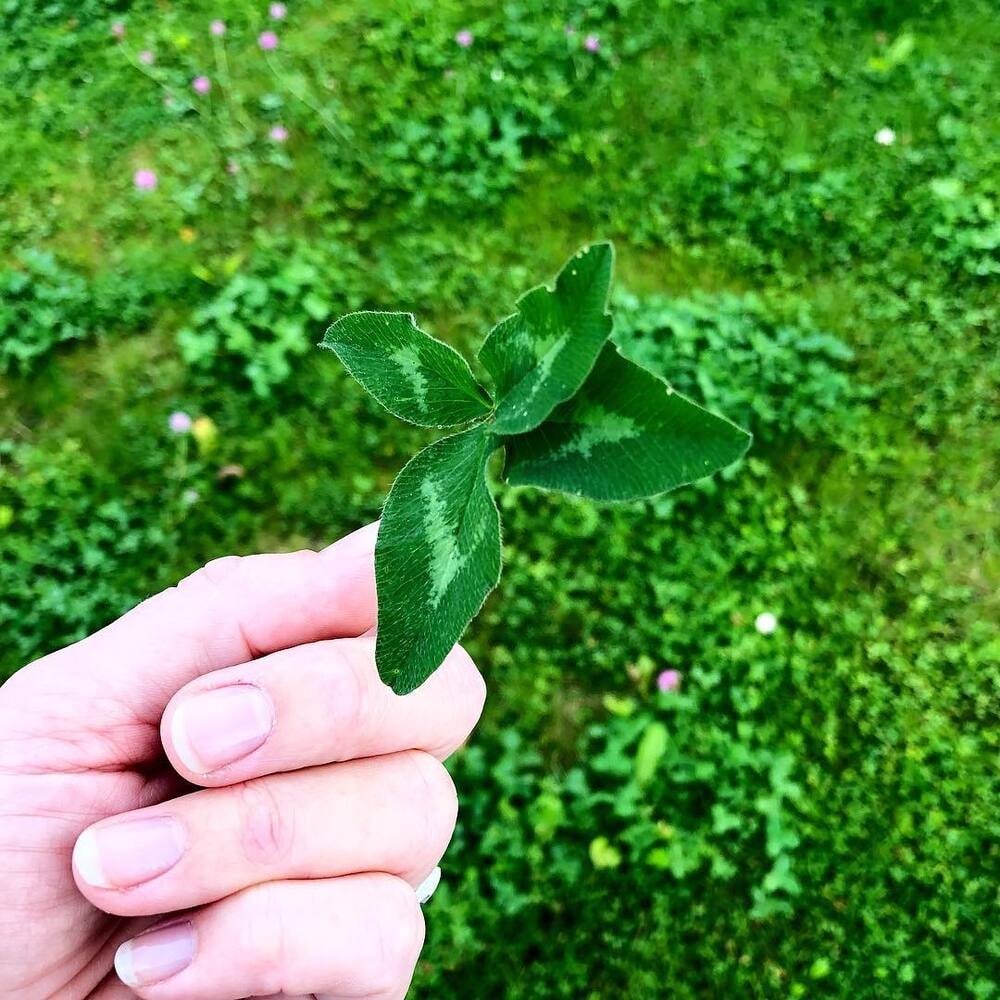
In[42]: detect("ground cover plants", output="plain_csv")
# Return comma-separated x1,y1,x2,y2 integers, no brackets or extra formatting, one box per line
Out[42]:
1,1,997,996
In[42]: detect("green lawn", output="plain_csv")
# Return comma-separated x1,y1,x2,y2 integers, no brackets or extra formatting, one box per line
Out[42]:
2,1,997,995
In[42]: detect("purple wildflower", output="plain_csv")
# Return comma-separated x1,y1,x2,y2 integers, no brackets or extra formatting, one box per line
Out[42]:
133,168,158,191
657,669,681,693
455,29,473,48
192,75,212,94
584,33,600,52
210,19,227,37
138,50,155,65
111,21,125,39
168,411,193,434
258,30,279,50
269,2,287,19
269,124,289,142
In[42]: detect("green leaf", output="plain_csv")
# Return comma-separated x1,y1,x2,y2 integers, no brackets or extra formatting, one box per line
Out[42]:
479,242,614,434
375,424,502,693
321,311,492,428
504,344,751,501
635,721,669,787
589,836,623,870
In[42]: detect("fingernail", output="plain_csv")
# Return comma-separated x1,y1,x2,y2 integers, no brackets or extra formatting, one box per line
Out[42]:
73,816,185,889
171,683,274,774
415,866,441,904
115,920,196,988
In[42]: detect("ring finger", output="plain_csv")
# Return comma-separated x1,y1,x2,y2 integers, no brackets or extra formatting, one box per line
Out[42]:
114,873,426,1000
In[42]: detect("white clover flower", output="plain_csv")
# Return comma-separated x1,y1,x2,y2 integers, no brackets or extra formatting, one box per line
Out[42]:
875,127,896,146
754,612,778,635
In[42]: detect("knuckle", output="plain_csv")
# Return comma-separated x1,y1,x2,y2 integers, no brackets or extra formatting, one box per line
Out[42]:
182,554,246,590
232,779,294,869
327,640,383,748
368,877,425,994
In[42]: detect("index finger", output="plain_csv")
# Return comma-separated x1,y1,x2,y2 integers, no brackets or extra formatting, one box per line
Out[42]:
20,523,379,762
160,637,485,784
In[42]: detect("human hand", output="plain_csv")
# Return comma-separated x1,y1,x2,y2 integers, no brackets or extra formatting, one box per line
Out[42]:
0,522,486,999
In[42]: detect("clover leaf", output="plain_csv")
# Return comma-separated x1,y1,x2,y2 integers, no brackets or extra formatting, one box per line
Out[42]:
480,242,614,434
321,311,492,427
374,423,501,695
504,343,751,501
321,242,751,693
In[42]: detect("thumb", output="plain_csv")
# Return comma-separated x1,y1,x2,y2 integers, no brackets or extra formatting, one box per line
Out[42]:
0,523,378,772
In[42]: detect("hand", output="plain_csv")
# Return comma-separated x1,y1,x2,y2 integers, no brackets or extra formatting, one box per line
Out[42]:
0,523,486,999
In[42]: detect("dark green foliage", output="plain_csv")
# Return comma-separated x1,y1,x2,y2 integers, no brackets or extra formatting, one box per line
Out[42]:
0,438,170,658
0,250,91,374
1,0,997,995
0,248,192,374
612,290,859,443
178,238,368,396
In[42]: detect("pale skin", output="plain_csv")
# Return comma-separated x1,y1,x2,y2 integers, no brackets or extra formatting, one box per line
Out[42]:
0,522,486,999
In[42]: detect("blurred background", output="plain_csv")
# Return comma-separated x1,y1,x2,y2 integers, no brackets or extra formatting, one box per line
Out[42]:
1,1,997,995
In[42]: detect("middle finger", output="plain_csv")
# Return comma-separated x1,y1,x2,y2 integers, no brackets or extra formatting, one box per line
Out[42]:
72,749,456,917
